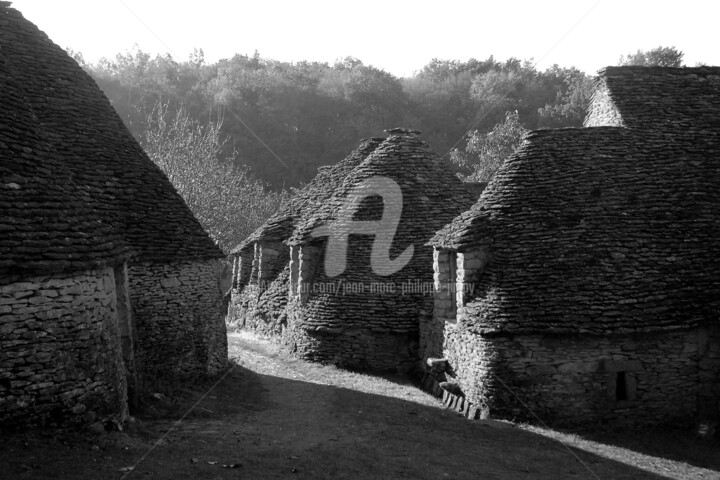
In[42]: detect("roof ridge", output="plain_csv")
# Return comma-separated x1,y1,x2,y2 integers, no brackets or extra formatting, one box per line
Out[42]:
587,65,720,130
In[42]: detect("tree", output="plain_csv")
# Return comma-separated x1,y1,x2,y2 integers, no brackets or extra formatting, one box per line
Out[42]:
451,111,528,182
537,66,594,128
619,46,684,67
470,64,533,117
468,60,577,131
401,56,503,156
142,101,286,253
81,47,603,189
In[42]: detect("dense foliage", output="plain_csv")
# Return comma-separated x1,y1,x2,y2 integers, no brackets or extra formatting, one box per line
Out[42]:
619,46,684,68
77,45,685,218
77,49,613,188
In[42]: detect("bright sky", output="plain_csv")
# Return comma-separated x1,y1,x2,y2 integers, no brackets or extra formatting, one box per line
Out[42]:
9,0,720,77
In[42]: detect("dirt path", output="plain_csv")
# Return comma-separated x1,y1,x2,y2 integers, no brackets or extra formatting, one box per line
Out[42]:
1,332,718,479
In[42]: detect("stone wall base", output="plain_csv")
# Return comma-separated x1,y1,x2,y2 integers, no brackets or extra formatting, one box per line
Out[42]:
426,325,719,428
130,259,228,380
281,323,418,373
227,278,288,338
0,267,127,428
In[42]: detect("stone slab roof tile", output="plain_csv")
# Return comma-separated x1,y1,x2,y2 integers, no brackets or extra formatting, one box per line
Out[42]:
240,130,482,334
289,131,479,246
0,5,222,277
431,125,720,335
287,130,481,331
585,66,720,131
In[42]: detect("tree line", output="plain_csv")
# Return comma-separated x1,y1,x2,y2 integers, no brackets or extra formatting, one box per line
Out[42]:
69,46,684,251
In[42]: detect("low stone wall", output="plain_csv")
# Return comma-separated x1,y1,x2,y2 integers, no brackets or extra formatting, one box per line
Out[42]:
0,267,126,427
228,271,290,338
425,324,718,426
129,259,227,379
281,318,418,372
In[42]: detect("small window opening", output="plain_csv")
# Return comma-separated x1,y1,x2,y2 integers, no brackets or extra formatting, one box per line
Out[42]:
615,371,628,401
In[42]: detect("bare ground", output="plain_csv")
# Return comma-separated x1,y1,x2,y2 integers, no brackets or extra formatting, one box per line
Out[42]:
1,332,718,479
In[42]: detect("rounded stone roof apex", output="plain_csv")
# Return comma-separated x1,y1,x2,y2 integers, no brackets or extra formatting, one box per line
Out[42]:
384,128,422,135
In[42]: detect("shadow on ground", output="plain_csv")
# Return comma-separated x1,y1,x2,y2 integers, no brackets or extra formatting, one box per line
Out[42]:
1,332,716,480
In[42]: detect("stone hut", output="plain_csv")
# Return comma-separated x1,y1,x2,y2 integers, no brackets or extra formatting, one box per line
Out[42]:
228,137,385,336
423,66,720,426
230,129,481,371
0,4,227,427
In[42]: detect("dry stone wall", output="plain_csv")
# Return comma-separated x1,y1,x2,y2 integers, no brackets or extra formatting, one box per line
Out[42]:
421,249,452,359
227,244,291,337
282,238,430,372
422,248,488,359
425,321,718,426
422,249,720,426
282,320,418,372
0,267,126,427
129,259,227,379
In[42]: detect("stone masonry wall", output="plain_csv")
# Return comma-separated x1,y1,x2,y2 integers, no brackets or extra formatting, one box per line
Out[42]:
281,320,419,372
282,237,430,372
229,269,291,338
227,244,291,337
281,242,422,372
0,267,126,427
421,248,488,360
129,259,227,379
437,326,714,426
423,248,720,426
421,249,454,360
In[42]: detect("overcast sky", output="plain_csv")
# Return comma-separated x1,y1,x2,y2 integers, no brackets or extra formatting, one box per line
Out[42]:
10,0,720,76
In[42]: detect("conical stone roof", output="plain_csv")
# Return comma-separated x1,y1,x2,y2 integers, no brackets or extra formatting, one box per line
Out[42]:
290,129,479,333
430,121,720,334
0,55,130,277
0,3,222,278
